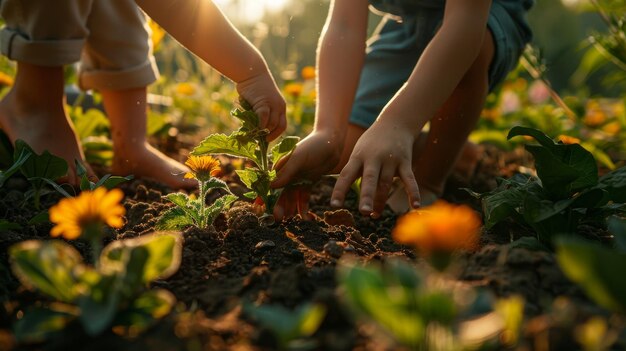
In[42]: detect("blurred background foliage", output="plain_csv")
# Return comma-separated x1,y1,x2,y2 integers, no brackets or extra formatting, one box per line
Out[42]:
0,0,624,169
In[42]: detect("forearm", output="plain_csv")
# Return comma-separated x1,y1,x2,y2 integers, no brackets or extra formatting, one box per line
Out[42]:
314,0,369,138
136,0,269,83
377,3,491,133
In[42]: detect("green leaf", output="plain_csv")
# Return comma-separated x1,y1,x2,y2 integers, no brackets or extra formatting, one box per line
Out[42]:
232,107,259,132
93,174,134,190
270,136,299,166
156,207,194,230
236,169,260,190
596,166,626,203
77,274,122,336
507,127,598,199
205,177,230,192
13,304,79,343
480,177,530,229
27,211,49,225
163,193,201,226
556,237,626,312
9,240,83,302
191,133,259,166
0,219,21,231
15,140,69,186
112,289,175,335
72,108,109,140
0,147,30,188
204,194,238,227
101,232,182,283
41,178,75,198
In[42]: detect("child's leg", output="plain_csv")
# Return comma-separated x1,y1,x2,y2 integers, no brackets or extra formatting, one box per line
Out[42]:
413,30,495,197
0,63,93,184
82,0,193,189
0,0,96,183
100,87,195,189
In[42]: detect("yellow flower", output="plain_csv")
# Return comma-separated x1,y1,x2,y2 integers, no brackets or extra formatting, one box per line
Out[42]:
301,66,316,80
284,83,303,98
148,18,166,52
392,200,481,255
176,82,196,97
558,135,581,145
482,108,501,122
602,121,621,136
184,155,221,181
0,72,14,87
49,188,126,240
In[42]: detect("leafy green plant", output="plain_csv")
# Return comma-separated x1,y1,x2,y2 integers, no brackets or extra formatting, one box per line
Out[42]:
243,302,326,350
338,258,499,350
191,99,299,218
470,126,626,246
555,216,626,313
157,155,237,230
9,232,182,342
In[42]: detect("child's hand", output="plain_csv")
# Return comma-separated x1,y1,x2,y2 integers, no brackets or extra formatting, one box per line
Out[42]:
271,130,343,220
330,121,421,218
236,72,286,141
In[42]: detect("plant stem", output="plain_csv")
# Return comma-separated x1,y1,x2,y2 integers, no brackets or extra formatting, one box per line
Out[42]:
199,180,207,228
91,238,102,269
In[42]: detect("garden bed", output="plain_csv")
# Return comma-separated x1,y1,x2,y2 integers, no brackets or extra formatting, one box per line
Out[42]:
1,143,618,351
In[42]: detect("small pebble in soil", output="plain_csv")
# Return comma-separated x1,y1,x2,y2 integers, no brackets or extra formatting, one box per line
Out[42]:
254,240,276,252
323,209,357,228
323,240,344,259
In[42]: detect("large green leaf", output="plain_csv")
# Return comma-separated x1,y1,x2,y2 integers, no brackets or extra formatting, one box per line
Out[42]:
163,193,201,226
191,133,259,165
232,107,259,132
156,207,194,230
481,178,529,229
508,127,598,199
270,136,299,166
112,289,175,335
596,166,626,202
13,304,79,343
204,194,238,227
9,240,82,302
556,237,626,312
77,273,123,336
101,232,182,283
15,139,69,185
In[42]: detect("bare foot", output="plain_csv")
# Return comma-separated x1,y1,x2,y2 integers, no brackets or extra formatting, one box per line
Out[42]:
112,142,197,190
0,91,94,184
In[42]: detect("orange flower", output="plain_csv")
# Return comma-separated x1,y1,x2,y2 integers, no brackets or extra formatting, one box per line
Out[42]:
482,108,501,122
184,155,221,181
284,83,303,98
176,82,197,97
602,121,621,136
0,72,14,87
392,200,481,255
558,135,581,145
301,66,316,80
584,109,607,127
49,188,126,240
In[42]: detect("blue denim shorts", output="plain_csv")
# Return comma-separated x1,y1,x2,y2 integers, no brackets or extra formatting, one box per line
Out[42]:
349,0,533,128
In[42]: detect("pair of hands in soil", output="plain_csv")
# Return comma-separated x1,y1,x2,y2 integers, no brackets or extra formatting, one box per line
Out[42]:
271,123,421,221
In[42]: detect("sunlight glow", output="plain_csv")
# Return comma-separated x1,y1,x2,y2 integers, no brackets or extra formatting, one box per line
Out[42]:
214,0,291,24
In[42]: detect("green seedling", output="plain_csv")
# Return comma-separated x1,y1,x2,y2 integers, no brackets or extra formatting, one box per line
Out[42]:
157,155,237,230
191,99,299,220
468,126,626,247
556,216,626,313
9,232,182,342
243,302,326,351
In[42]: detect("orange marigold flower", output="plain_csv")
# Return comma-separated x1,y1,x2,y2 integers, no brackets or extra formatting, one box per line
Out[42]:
558,135,581,145
392,200,481,255
184,155,221,181
0,72,14,87
301,66,316,80
602,121,621,136
284,83,303,98
584,109,607,127
49,188,126,240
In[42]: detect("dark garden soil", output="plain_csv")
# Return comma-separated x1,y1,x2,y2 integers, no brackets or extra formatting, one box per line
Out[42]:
0,145,618,351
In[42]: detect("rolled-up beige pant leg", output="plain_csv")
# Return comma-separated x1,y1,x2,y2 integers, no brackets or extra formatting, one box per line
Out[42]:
0,0,92,66
79,0,159,91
